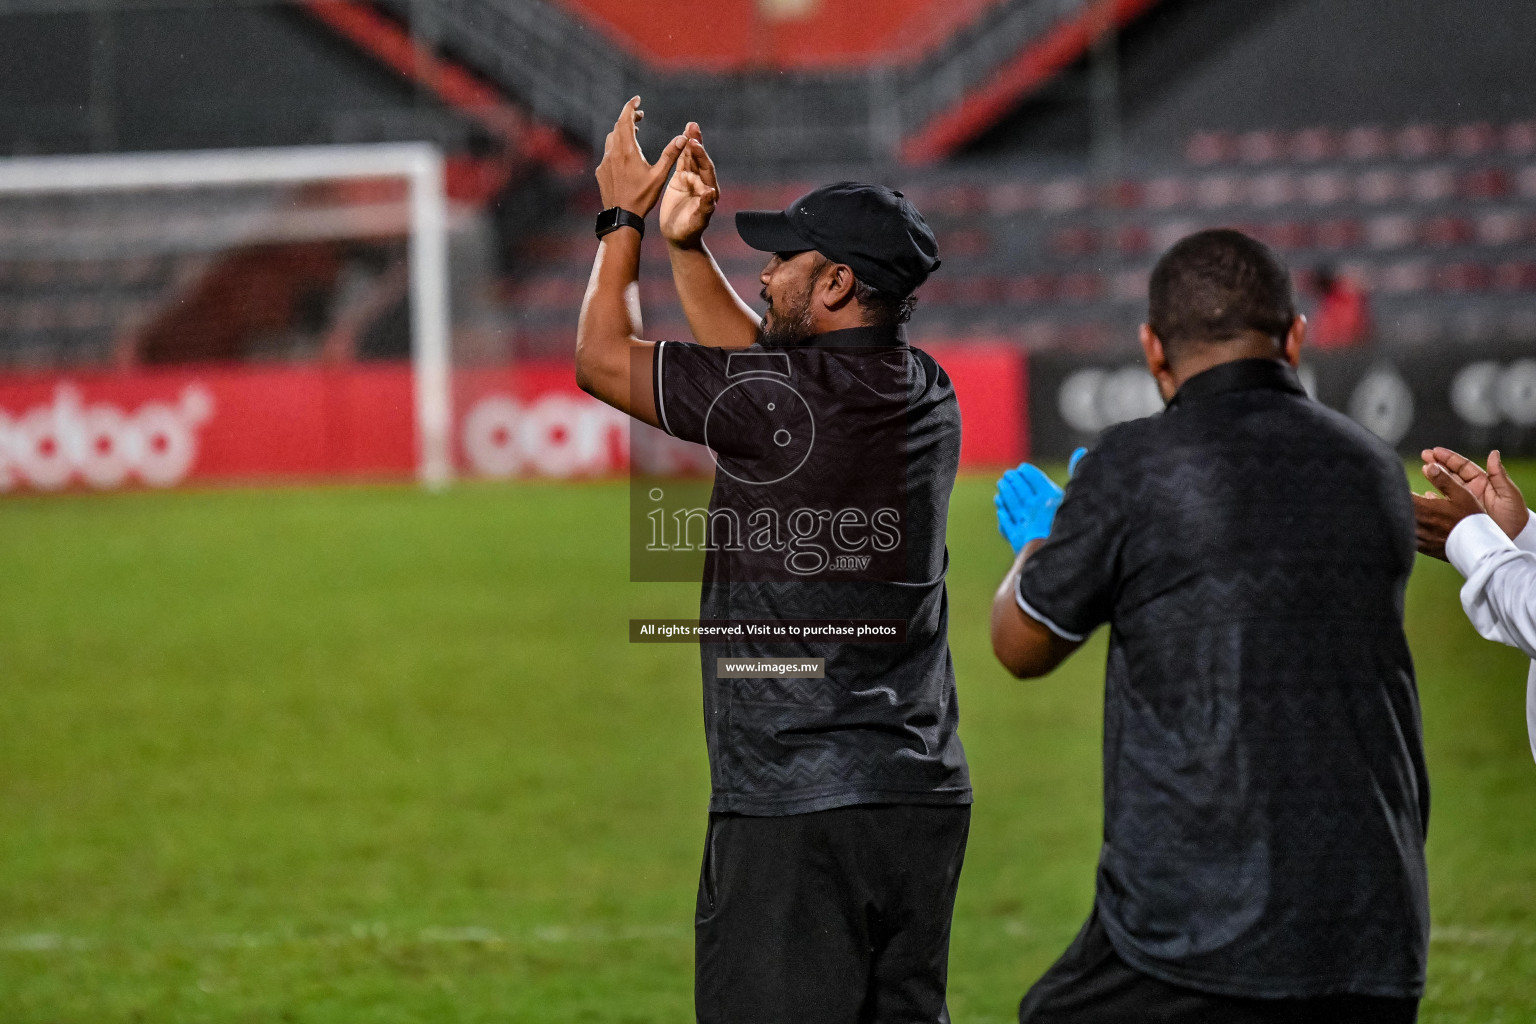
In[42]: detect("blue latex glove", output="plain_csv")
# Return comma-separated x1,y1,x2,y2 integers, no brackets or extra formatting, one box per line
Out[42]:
1068,446,1087,478
994,463,1064,554
994,448,1089,554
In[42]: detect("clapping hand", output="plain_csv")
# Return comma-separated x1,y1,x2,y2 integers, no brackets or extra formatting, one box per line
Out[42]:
994,448,1086,555
1422,447,1529,539
660,122,720,249
595,97,687,219
1412,448,1528,559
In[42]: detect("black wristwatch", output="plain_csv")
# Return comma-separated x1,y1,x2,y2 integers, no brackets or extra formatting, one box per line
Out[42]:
595,207,645,239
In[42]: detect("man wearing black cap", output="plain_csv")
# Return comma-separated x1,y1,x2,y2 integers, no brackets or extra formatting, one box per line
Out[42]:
577,99,971,1023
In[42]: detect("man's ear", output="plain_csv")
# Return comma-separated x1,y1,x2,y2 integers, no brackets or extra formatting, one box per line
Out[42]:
820,263,857,311
1140,324,1178,403
1282,314,1306,367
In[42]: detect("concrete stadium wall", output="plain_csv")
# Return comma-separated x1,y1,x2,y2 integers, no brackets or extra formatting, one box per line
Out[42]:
0,7,475,157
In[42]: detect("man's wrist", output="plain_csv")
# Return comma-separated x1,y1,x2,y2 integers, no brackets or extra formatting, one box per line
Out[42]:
596,207,646,239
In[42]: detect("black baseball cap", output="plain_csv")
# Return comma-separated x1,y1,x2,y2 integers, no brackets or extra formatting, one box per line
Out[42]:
735,181,941,297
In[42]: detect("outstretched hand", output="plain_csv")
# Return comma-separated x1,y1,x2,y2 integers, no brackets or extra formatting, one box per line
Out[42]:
595,97,687,219
1420,447,1529,540
660,122,720,249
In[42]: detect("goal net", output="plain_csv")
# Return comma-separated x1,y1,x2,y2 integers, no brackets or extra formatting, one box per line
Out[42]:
0,144,452,489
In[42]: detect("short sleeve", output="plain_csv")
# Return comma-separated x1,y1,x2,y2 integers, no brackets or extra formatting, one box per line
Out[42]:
1015,445,1125,641
653,341,812,467
653,340,730,445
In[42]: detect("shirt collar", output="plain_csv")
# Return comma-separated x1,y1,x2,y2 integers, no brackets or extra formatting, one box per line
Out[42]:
1167,357,1307,409
763,324,908,349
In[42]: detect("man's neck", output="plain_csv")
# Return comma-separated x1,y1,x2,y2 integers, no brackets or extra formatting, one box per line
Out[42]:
1169,341,1286,391
810,308,873,335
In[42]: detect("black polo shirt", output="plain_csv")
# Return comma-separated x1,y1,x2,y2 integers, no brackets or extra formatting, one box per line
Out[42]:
1017,358,1429,999
652,324,971,816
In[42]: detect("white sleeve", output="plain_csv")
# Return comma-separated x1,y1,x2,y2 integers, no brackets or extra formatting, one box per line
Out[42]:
1527,664,1536,767
1514,509,1536,554
1444,513,1536,766
1445,514,1536,660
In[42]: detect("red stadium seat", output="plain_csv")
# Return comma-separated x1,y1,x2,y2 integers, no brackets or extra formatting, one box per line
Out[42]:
1262,221,1314,250
1492,261,1536,291
931,184,989,217
1185,131,1234,166
1290,128,1339,163
1143,178,1191,210
1377,261,1432,294
1299,171,1351,206
1451,123,1500,158
1057,273,1104,302
1236,130,1285,164
1004,275,1057,304
984,182,1035,215
1460,167,1512,199
1476,212,1528,246
1503,122,1536,156
1039,179,1090,213
1114,225,1152,256
1152,219,1201,252
1434,262,1493,293
1195,174,1245,208
1421,215,1475,247
949,277,1006,305
1356,169,1404,204
937,228,991,258
1049,226,1099,258
1367,215,1417,250
1314,218,1364,249
1249,172,1296,207
1395,124,1445,159
1408,167,1458,202
1105,180,1143,210
1341,126,1392,161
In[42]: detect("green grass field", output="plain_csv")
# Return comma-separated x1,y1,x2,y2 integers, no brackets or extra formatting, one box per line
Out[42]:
3,468,1535,1023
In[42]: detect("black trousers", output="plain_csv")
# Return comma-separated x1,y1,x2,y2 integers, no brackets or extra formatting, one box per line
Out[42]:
1018,908,1420,1024
694,803,971,1024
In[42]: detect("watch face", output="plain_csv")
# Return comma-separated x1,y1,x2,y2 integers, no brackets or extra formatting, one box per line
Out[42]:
596,208,619,234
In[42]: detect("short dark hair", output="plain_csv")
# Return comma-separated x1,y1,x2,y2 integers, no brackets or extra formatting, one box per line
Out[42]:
852,276,918,326
1148,229,1296,353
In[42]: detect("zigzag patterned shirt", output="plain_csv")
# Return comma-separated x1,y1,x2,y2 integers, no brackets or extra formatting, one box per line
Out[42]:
653,323,972,816
1017,357,1429,1000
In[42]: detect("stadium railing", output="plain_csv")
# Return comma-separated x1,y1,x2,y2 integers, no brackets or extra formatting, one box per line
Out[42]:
367,0,1109,166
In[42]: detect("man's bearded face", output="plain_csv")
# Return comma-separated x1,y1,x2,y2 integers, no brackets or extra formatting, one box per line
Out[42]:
760,253,824,347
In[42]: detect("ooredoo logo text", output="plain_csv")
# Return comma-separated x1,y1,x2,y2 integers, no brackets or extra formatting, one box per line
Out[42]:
0,385,214,491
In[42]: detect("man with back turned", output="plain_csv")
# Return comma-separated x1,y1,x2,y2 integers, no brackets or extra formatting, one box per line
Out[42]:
990,229,1429,1022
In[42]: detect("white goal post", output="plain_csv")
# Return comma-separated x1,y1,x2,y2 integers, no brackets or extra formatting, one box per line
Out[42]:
0,143,454,489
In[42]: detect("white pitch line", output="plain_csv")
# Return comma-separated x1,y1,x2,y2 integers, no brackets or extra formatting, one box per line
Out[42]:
992,923,1535,949
1,922,688,954
9,922,1524,956
1429,926,1536,948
